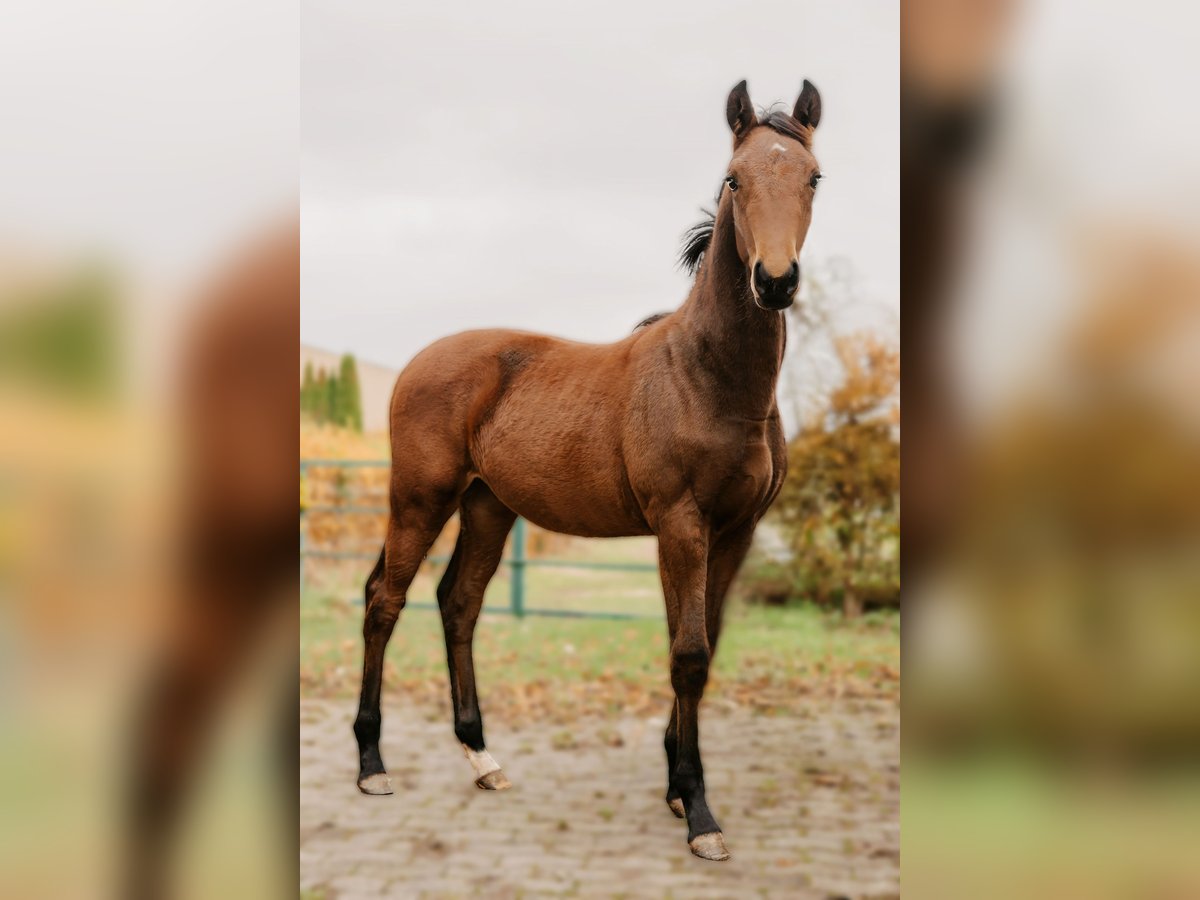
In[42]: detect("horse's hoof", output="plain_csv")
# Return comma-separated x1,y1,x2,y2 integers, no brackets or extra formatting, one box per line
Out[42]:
689,832,730,861
357,773,393,795
667,797,686,819
475,769,512,791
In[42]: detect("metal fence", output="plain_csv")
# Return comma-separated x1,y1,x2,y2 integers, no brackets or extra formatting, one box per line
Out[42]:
300,459,661,620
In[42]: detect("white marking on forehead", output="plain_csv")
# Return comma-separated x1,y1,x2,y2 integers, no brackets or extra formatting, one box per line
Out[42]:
769,142,787,154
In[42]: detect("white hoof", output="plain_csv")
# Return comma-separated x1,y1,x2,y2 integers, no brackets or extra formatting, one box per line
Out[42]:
689,832,730,861
357,773,393,795
462,744,509,790
475,769,512,791
667,797,686,819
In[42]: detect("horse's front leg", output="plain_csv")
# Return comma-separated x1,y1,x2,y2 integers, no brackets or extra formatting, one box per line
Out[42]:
664,521,755,819
656,503,728,861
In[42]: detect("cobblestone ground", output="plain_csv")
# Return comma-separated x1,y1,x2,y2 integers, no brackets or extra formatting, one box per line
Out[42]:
301,697,898,899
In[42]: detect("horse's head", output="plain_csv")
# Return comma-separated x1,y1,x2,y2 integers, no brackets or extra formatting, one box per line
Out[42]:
722,79,822,311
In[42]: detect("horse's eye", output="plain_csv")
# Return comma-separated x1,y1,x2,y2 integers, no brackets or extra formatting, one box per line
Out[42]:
809,172,823,190
725,175,739,193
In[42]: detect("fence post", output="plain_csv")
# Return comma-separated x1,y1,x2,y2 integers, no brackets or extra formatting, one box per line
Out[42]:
510,517,526,617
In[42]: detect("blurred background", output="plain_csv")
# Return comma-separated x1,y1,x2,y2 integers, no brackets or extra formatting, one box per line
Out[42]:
902,0,1200,897
0,1,297,898
300,1,899,898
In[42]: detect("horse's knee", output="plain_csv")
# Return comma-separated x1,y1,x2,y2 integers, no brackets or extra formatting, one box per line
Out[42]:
441,613,477,647
363,596,404,639
670,640,711,696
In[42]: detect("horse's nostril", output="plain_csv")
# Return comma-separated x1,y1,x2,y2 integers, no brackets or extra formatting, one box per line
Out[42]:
784,261,800,291
753,261,767,291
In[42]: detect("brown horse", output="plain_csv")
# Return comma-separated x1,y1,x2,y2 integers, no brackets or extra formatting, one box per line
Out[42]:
354,79,822,861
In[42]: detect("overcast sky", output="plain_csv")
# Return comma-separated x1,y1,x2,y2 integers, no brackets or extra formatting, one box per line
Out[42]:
301,0,898,370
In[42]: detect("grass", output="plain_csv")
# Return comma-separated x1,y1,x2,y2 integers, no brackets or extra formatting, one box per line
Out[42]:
301,583,899,708
903,752,1200,898
304,534,664,617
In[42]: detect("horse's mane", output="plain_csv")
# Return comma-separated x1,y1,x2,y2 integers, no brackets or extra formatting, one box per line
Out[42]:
633,311,671,331
677,106,812,276
758,106,813,150
678,211,716,275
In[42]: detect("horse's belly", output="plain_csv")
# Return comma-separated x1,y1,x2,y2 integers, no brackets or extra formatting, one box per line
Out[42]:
473,430,648,538
481,465,648,537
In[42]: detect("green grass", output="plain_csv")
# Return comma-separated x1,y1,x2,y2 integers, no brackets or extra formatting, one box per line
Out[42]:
301,586,899,697
903,753,1200,898
305,534,664,616
301,534,899,715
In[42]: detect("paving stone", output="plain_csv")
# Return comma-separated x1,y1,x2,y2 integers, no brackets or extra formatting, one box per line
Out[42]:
301,697,898,898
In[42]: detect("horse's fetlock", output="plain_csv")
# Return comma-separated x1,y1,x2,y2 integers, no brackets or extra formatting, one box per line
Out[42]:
454,712,485,751
674,762,704,794
353,709,381,745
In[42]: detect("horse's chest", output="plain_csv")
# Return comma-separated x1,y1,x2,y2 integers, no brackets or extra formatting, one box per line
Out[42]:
699,430,777,520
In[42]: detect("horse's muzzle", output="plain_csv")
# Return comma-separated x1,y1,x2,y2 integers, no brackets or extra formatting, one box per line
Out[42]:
752,260,799,311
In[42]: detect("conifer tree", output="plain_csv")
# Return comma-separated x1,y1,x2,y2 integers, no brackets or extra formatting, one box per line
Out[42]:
338,354,364,432
323,368,339,425
301,360,316,417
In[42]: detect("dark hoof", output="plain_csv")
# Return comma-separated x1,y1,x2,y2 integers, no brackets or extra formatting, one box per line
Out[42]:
357,772,393,795
475,769,512,791
667,797,686,819
689,832,730,861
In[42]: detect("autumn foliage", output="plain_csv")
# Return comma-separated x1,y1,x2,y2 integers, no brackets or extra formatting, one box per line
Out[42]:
759,334,900,615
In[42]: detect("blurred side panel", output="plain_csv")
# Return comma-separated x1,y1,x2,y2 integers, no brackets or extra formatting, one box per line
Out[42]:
0,2,296,898
903,0,1200,897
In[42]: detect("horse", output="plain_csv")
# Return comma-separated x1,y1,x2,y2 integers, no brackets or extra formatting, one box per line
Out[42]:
354,79,823,861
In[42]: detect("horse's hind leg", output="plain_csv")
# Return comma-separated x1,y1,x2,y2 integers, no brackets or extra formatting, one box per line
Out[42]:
353,548,389,792
437,480,516,790
354,500,455,794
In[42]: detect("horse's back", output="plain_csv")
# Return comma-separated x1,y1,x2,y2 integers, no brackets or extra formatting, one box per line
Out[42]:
390,328,622,423
389,327,651,536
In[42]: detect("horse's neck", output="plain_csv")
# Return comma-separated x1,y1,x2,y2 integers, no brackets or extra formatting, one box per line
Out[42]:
675,204,785,417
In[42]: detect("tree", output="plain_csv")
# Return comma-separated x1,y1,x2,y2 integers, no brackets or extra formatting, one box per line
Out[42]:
322,368,339,426
311,369,328,423
298,356,364,431
774,334,900,616
301,361,316,418
338,354,363,432
780,256,899,432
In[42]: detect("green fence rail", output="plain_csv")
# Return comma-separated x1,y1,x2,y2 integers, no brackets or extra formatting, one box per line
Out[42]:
300,459,660,620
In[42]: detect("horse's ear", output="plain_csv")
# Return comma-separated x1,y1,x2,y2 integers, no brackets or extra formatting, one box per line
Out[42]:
726,80,755,139
793,79,822,130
